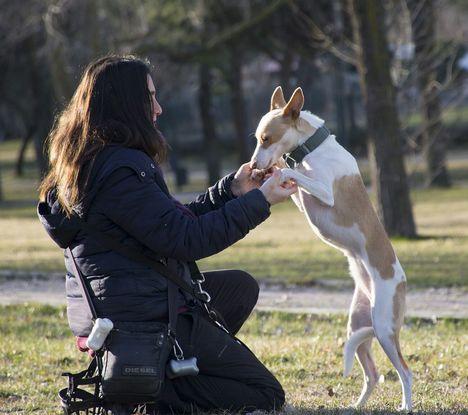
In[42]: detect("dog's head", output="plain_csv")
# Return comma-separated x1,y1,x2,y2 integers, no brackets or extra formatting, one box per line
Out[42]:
251,86,315,170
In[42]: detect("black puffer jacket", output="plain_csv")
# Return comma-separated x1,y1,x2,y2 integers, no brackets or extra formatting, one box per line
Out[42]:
37,145,270,336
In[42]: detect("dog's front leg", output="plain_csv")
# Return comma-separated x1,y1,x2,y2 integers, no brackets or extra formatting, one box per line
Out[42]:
281,168,334,207
290,192,304,212
273,159,304,212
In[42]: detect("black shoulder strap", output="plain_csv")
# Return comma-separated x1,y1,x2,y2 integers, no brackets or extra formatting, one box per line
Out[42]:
67,245,180,340
167,281,178,336
66,247,98,320
71,215,208,303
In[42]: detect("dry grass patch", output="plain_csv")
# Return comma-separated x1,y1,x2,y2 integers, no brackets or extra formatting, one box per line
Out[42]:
0,305,466,414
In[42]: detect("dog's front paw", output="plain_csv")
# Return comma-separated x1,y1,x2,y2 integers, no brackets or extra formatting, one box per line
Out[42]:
250,168,266,182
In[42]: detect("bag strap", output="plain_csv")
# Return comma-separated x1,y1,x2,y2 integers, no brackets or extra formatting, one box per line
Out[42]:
167,281,178,338
67,245,182,359
70,215,209,303
66,247,98,320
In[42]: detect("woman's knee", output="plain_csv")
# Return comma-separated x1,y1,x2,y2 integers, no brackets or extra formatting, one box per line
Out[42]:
233,270,259,304
260,380,285,411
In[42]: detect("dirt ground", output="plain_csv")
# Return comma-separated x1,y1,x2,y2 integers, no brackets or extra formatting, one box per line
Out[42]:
1,274,466,319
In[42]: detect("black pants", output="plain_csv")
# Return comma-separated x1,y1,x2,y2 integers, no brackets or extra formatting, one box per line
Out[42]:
158,269,285,413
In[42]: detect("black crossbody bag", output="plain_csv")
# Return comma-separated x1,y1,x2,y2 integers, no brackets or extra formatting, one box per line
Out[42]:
60,215,213,412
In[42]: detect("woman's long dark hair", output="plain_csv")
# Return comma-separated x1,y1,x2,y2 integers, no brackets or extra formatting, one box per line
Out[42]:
39,55,167,215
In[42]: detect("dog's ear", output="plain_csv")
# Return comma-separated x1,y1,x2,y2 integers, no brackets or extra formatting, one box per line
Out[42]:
270,86,287,111
282,87,304,120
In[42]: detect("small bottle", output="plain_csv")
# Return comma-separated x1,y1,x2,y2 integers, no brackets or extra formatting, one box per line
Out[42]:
86,318,113,351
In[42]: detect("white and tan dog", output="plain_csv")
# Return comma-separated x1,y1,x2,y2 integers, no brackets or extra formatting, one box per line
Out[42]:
251,86,412,411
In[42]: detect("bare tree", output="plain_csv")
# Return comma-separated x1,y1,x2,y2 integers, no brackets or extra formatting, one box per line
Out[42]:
0,166,3,201
199,63,221,184
211,1,251,164
348,0,416,237
0,0,53,177
135,0,288,177
407,0,451,187
226,45,250,163
288,0,416,236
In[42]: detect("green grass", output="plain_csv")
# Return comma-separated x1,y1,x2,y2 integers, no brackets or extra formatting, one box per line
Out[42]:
0,304,467,414
405,105,468,130
1,139,468,288
200,187,468,288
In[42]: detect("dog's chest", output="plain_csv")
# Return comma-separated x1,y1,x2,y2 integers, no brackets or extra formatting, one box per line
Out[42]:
298,187,368,256
298,188,343,245
296,168,371,254
291,137,369,251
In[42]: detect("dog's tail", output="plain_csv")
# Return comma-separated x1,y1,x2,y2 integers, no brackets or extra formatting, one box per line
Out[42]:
343,326,374,377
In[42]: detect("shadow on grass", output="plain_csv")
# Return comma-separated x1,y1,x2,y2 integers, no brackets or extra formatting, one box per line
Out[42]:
0,199,38,218
391,234,454,242
283,409,464,415
0,199,37,208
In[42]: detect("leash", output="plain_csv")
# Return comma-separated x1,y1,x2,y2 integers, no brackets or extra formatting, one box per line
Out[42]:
283,125,330,168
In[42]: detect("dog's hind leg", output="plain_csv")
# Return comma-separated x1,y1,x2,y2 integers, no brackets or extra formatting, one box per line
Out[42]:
346,266,379,408
355,339,379,407
371,279,412,411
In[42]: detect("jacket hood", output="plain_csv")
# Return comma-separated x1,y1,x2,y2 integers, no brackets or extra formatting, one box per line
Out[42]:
37,145,164,250
37,188,80,249
36,145,128,249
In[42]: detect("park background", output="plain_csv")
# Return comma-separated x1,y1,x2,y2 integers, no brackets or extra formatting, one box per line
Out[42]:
0,0,467,413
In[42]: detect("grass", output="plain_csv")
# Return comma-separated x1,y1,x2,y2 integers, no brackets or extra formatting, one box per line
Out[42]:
404,105,468,130
0,304,467,414
201,187,468,288
1,139,468,288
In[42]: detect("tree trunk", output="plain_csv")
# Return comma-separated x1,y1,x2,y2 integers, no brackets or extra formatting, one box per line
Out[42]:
332,58,347,147
198,63,221,185
46,39,74,102
227,46,249,164
279,48,294,93
349,0,416,237
332,0,348,149
407,0,450,187
15,132,33,176
23,30,54,178
347,85,357,133
30,59,54,178
0,165,3,202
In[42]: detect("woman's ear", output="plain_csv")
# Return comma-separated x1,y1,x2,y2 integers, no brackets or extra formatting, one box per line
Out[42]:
270,86,287,111
282,87,304,120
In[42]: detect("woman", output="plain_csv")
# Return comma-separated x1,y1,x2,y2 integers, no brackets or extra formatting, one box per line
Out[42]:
37,55,296,413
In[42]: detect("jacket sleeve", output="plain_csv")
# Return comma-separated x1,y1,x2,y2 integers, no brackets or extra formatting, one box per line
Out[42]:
185,172,237,216
94,167,270,262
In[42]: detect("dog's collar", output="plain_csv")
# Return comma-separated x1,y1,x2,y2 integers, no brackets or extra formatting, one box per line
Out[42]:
283,125,330,168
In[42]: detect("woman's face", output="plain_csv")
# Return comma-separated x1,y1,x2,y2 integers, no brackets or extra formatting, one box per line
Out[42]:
147,74,162,123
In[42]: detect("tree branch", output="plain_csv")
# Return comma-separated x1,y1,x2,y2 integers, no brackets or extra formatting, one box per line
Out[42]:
136,0,288,61
287,0,359,66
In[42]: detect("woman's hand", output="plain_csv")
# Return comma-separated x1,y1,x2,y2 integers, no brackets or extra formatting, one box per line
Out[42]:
259,169,298,205
231,163,264,197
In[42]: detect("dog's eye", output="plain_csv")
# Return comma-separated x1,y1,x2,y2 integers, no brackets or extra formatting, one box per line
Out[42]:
262,135,270,144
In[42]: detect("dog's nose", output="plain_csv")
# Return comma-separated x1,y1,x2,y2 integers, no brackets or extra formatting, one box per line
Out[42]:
250,160,257,169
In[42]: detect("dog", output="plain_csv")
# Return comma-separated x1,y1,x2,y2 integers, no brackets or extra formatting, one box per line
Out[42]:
250,86,412,411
